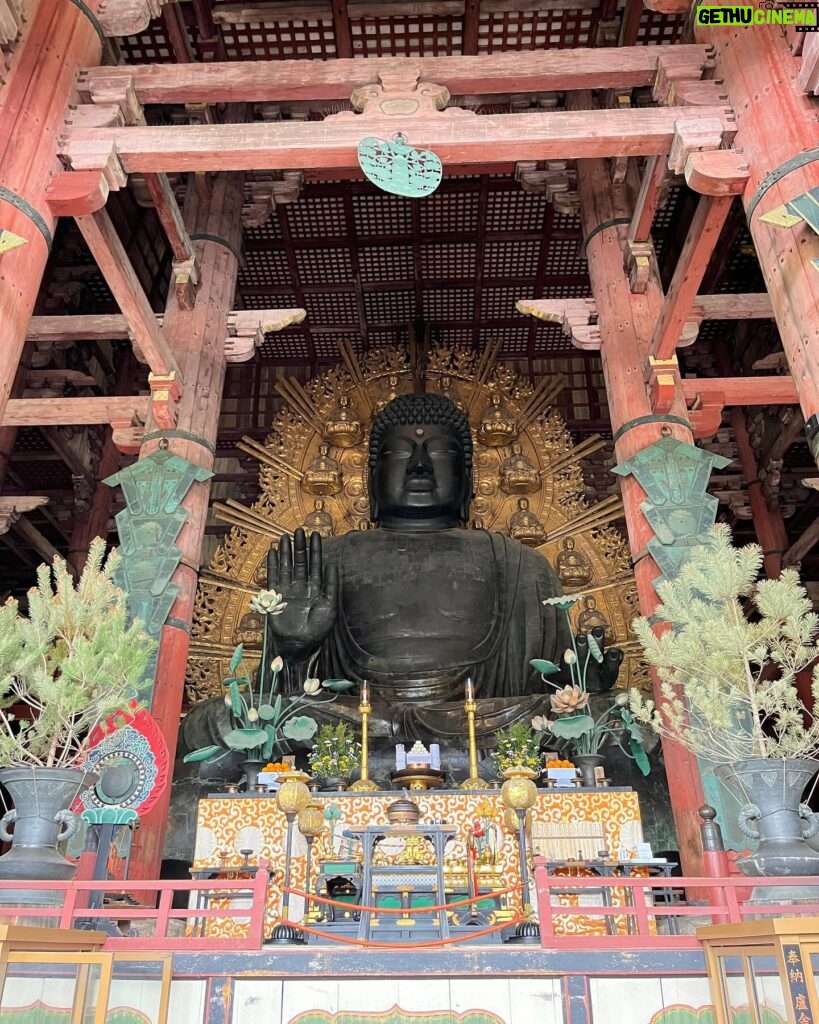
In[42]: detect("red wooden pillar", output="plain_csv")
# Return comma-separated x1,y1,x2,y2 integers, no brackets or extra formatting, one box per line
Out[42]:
694,25,819,465
578,158,707,874
128,174,243,880
0,0,103,426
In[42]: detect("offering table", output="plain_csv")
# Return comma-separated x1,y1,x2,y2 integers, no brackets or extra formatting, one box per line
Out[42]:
191,787,645,941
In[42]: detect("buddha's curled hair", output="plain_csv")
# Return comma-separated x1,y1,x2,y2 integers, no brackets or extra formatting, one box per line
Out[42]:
368,393,473,473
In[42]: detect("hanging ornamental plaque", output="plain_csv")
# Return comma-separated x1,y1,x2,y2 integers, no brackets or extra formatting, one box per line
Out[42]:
357,133,442,198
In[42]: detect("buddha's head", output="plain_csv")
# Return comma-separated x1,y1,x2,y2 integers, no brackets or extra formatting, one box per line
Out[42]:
368,393,473,527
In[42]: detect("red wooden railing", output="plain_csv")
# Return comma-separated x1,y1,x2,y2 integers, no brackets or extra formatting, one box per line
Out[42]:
0,867,271,950
533,861,819,949
0,865,817,950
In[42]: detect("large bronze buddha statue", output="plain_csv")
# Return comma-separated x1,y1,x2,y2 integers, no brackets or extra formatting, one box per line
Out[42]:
265,394,572,714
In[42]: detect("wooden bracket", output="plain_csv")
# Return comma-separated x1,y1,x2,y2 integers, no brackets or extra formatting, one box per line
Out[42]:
45,170,110,217
515,161,579,215
110,415,145,455
685,149,750,197
686,388,726,439
225,308,307,362
624,240,654,294
76,67,144,125
654,49,716,105
242,171,305,227
515,298,600,350
645,355,681,414
172,256,200,311
97,0,170,38
148,371,182,429
668,117,724,175
60,137,127,189
342,71,450,119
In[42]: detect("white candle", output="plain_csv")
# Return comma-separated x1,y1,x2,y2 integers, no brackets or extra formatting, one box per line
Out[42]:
430,744,440,770
465,677,474,701
361,680,369,703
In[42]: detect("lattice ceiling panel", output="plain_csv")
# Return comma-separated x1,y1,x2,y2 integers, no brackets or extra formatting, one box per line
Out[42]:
285,195,347,238
295,248,354,285
359,245,414,283
351,193,413,235
220,18,338,60
235,176,590,368
363,288,416,324
420,242,478,280
477,9,599,51
239,291,299,309
484,190,550,233
635,8,687,44
479,325,531,353
424,287,475,320
484,239,540,278
350,16,463,57
418,190,481,233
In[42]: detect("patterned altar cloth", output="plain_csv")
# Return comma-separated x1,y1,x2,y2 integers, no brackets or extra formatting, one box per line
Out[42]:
192,788,644,939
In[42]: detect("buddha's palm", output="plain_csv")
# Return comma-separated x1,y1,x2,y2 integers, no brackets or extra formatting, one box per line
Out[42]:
266,528,338,658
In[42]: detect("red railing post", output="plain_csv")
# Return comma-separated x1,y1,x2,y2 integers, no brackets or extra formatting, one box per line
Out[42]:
59,884,77,929
247,862,270,948
699,806,731,923
155,885,173,940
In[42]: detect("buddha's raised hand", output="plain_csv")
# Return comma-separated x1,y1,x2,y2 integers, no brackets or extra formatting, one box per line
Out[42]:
265,528,338,657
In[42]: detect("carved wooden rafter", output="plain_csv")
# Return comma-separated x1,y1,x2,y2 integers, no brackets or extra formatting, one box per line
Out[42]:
515,298,600,350
0,497,48,536
225,308,308,362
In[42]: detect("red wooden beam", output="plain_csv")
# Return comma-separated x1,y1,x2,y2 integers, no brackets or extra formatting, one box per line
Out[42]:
681,376,798,406
1,396,150,427
649,194,734,359
78,47,713,106
692,293,773,320
628,155,667,243
61,106,736,175
74,208,181,379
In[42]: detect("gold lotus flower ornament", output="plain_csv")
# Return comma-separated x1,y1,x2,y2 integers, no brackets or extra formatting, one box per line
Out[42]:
550,685,589,713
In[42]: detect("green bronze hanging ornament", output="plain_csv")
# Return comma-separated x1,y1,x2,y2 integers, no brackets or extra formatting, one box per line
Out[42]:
357,133,442,198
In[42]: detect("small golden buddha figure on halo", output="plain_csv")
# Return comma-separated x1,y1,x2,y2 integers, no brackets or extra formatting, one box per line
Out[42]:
323,394,364,449
556,536,593,586
301,499,335,538
508,497,547,547
376,373,403,412
236,609,264,645
499,443,539,495
303,443,343,496
477,392,518,447
437,374,464,410
471,516,485,530
577,595,614,642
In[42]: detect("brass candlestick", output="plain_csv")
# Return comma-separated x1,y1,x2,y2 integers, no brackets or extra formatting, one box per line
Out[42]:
350,685,378,792
460,691,484,790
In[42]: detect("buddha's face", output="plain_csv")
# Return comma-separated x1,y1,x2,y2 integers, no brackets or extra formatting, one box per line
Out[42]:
371,422,468,523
